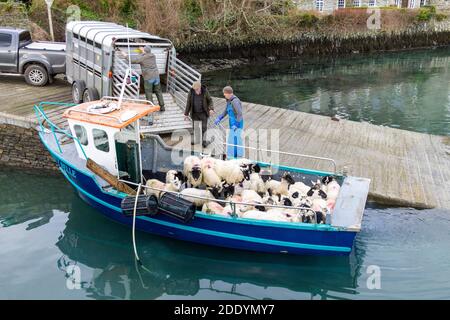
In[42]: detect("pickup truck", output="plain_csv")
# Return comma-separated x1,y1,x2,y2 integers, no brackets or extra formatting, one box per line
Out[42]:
0,28,66,86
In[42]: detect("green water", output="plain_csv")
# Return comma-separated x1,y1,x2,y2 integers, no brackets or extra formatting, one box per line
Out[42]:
1,169,449,299
204,47,450,136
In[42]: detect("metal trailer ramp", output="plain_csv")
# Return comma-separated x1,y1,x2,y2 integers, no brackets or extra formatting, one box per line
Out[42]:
140,54,201,135
140,93,193,134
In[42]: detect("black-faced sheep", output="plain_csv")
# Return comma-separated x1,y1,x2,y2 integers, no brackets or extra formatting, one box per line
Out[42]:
183,155,203,188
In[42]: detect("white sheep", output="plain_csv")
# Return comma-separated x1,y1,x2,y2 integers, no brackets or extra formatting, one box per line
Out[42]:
165,170,184,192
265,173,295,197
201,201,231,217
292,195,313,208
242,172,267,196
241,210,290,222
213,159,245,185
144,179,166,198
144,171,182,198
200,156,222,190
323,177,341,200
288,181,310,199
306,180,328,200
180,188,215,207
183,155,203,187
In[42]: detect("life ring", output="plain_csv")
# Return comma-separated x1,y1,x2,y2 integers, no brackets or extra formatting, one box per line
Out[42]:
87,101,119,114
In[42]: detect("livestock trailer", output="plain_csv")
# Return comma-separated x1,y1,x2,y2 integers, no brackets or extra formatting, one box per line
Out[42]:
65,21,200,117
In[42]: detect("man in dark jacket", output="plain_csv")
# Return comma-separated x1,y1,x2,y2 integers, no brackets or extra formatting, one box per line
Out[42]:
184,81,214,147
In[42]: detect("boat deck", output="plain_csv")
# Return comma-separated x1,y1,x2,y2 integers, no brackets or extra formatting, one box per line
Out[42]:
1,74,449,210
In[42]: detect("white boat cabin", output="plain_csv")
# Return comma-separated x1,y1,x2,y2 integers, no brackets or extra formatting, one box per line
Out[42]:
63,97,159,183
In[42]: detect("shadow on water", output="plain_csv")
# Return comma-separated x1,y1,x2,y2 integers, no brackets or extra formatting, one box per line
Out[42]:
55,195,364,300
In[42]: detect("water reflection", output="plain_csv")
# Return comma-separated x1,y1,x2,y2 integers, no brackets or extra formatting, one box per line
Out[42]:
55,196,363,300
204,48,450,136
2,169,449,299
0,169,71,229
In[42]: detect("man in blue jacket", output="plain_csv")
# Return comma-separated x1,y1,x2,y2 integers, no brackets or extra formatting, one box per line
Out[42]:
214,86,244,158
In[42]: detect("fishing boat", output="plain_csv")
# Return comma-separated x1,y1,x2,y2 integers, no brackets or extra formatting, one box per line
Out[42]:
34,96,370,257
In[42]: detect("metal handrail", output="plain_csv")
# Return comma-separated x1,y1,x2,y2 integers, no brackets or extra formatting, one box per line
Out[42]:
119,179,320,224
213,122,337,174
223,142,337,174
167,54,201,116
34,102,89,160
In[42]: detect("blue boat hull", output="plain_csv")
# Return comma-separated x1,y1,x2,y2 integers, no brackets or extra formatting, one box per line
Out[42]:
42,134,357,256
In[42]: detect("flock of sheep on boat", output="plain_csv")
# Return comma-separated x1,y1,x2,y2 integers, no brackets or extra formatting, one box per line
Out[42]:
144,155,341,224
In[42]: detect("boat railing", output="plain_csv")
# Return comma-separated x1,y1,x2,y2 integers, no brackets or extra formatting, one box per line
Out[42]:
34,102,88,160
119,179,322,225
212,122,338,175
224,142,338,175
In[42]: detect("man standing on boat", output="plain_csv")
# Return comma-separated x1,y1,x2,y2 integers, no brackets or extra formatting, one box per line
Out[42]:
214,86,244,158
184,81,214,148
119,45,165,111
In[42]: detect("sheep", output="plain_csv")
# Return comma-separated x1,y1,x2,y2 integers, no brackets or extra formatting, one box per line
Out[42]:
322,175,341,200
201,201,231,217
306,180,328,200
273,196,305,222
240,189,266,212
144,170,183,198
242,166,266,196
288,181,310,199
262,193,279,206
165,170,184,192
180,188,215,207
214,158,250,185
241,187,263,203
302,210,326,224
241,210,290,222
220,183,236,199
292,195,313,208
183,155,203,188
308,198,328,224
265,172,295,197
326,198,336,212
200,156,222,190
144,179,166,198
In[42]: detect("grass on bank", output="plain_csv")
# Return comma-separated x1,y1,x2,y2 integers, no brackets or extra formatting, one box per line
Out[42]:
16,0,450,48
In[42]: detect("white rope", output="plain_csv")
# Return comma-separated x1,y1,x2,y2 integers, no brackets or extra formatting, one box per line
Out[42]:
132,183,142,264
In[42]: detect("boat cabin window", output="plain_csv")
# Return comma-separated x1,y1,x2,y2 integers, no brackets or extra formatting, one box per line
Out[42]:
74,124,88,146
93,129,110,152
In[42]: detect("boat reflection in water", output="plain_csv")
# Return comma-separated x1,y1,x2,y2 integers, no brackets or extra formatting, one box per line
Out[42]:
55,196,365,300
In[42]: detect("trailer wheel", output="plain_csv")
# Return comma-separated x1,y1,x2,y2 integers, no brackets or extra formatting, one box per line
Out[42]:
72,81,85,104
24,64,48,86
82,87,100,102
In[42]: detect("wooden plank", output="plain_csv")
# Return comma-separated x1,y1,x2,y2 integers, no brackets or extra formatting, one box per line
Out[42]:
86,158,136,195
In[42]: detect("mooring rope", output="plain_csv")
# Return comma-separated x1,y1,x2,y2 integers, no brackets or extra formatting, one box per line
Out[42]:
132,183,143,264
